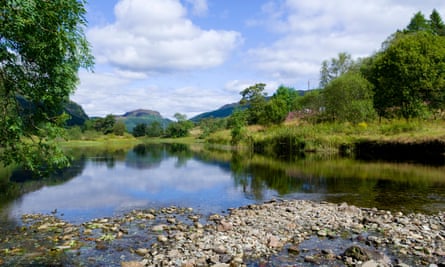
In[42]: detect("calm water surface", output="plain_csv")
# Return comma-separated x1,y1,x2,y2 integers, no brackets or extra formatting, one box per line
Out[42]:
1,143,444,225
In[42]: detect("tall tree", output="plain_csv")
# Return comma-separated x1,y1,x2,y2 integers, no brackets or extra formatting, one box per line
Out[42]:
319,52,354,88
429,9,445,36
0,0,93,174
406,11,430,32
240,83,268,125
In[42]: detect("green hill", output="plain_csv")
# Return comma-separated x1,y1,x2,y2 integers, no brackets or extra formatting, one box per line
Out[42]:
16,96,88,126
191,103,243,122
116,109,171,132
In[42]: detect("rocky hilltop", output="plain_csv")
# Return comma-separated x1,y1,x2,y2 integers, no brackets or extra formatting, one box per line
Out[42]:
120,109,162,118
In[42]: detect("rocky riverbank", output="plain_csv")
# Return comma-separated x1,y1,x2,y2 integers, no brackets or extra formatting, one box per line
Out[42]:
0,200,444,266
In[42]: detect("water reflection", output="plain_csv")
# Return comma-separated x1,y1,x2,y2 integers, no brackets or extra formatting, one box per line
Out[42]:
0,143,444,225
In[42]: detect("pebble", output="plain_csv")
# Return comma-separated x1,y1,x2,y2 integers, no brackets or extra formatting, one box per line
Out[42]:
3,201,444,266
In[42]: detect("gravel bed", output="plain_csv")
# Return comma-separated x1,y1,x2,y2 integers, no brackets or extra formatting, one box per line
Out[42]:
0,200,444,266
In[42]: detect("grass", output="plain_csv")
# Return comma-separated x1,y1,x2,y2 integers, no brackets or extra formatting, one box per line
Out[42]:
203,119,445,153
61,118,445,156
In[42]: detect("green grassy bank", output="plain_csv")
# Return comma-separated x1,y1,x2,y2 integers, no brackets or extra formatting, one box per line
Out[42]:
204,119,445,159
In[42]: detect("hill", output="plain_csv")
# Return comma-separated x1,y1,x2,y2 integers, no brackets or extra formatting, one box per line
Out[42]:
63,101,89,126
191,90,309,122
116,109,171,132
190,103,242,122
16,96,88,126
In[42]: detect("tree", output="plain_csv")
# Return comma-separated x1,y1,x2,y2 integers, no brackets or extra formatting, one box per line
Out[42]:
406,11,430,32
298,89,324,114
319,52,354,88
229,108,247,146
165,113,193,138
429,9,445,36
263,86,301,124
240,83,268,125
0,0,93,173
368,31,445,119
146,121,163,137
323,72,376,123
133,123,147,137
198,117,226,139
113,120,126,136
93,115,115,135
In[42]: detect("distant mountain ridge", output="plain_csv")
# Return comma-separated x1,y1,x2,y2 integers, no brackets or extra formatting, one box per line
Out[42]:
190,102,242,122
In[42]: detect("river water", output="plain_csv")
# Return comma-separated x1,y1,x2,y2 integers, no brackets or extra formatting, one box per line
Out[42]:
1,143,444,226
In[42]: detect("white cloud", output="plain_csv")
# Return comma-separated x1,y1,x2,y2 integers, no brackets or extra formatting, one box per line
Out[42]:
73,70,238,118
87,0,241,74
246,0,445,87
185,0,208,16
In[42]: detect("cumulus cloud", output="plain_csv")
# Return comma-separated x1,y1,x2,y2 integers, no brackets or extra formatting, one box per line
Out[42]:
73,70,239,118
87,0,241,74
185,0,208,16
247,0,445,85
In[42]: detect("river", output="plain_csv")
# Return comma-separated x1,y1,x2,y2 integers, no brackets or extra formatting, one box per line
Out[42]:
1,143,444,227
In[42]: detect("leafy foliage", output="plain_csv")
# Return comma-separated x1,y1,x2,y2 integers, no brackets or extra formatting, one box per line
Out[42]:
429,9,445,36
146,121,164,137
93,115,116,135
112,120,127,136
264,86,301,124
132,123,147,137
198,118,227,139
324,72,376,123
165,113,194,138
0,0,93,174
319,52,354,88
406,11,430,32
229,109,247,146
240,83,268,125
367,31,445,119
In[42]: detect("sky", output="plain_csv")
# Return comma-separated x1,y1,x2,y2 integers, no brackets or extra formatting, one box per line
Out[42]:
71,0,445,119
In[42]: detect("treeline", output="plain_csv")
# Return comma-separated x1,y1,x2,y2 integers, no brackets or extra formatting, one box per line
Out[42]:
66,113,194,140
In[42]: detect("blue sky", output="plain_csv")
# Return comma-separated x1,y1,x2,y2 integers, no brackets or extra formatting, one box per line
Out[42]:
72,0,445,119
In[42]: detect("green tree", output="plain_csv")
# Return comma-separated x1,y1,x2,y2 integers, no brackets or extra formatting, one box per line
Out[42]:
298,90,324,113
367,31,445,119
323,72,376,123
319,52,354,88
91,115,116,134
429,9,445,36
0,0,93,173
113,120,126,136
240,83,268,125
406,11,430,32
263,86,300,124
133,123,147,137
165,113,193,138
229,108,247,146
198,117,226,139
146,121,163,137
